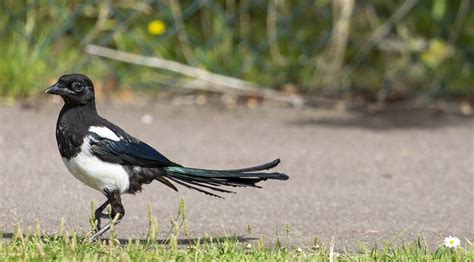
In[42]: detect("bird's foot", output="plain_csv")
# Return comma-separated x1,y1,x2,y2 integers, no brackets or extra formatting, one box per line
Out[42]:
91,215,122,241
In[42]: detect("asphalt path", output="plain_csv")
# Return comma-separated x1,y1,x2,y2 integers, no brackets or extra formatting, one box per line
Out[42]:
0,100,472,250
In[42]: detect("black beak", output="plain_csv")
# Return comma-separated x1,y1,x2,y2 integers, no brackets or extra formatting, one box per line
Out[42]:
46,83,68,96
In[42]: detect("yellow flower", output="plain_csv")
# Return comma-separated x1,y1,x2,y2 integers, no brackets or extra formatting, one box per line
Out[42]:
147,20,166,36
421,38,454,69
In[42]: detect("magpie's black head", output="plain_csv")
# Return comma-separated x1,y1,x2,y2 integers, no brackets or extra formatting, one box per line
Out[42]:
46,74,95,105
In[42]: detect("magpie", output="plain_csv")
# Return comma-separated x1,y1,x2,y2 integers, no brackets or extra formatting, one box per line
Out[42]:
46,74,289,240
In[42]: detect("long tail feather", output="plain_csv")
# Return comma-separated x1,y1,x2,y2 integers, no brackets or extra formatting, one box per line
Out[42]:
167,177,224,198
163,160,288,198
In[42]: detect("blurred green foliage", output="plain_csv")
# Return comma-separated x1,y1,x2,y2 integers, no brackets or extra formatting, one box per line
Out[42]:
0,0,472,100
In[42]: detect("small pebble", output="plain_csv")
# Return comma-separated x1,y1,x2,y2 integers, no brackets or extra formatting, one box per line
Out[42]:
141,114,153,124
460,101,472,116
375,153,384,161
196,95,207,106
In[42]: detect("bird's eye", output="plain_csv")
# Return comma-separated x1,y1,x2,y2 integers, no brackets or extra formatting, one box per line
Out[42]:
71,82,85,92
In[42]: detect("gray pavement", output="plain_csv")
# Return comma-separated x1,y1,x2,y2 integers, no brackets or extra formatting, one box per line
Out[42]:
0,100,472,250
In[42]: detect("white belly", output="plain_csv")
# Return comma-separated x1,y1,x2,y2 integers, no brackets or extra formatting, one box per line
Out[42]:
62,137,129,194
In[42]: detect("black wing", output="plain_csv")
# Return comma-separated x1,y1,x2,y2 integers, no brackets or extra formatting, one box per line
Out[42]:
88,131,177,168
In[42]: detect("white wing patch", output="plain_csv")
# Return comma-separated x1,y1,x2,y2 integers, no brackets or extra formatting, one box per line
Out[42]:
62,136,129,194
89,126,121,141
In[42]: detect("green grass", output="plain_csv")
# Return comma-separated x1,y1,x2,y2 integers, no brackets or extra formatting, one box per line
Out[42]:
1,229,472,261
1,199,472,261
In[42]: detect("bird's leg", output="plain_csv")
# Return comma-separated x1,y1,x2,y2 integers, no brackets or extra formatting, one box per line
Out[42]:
91,190,125,241
94,199,111,232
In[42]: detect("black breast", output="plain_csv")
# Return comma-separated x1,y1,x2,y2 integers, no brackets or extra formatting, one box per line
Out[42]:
56,124,83,159
55,103,97,159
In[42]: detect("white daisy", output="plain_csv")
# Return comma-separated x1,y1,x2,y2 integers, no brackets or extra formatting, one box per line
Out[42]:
443,236,460,248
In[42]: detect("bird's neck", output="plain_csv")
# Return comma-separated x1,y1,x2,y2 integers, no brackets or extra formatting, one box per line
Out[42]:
63,98,96,111
59,99,98,123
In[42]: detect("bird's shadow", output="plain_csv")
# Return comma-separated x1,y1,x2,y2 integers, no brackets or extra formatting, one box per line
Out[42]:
1,231,256,246
115,235,257,245
2,232,14,239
